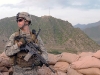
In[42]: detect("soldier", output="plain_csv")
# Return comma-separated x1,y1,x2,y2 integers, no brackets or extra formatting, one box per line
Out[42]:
4,12,48,75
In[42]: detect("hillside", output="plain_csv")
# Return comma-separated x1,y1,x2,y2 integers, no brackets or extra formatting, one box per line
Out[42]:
0,15,100,53
74,21,100,44
84,25,100,44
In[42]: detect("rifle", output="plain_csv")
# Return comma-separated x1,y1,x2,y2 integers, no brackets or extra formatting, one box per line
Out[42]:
14,29,55,73
24,42,55,73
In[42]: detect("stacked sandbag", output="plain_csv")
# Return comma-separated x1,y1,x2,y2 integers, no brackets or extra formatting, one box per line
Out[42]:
67,67,83,75
70,51,100,75
48,53,62,65
0,52,12,75
77,68,100,75
46,51,100,75
37,65,67,75
37,65,58,75
54,62,69,72
58,52,79,64
38,52,80,75
92,50,100,58
38,53,68,75
71,56,100,69
2,51,100,75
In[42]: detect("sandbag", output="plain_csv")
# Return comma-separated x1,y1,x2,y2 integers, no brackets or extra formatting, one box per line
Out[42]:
8,67,13,75
58,52,79,63
77,52,93,62
77,68,100,75
38,68,51,75
0,72,3,75
1,72,9,75
92,50,100,59
54,62,69,72
0,52,9,58
48,53,61,65
71,56,100,69
0,52,11,67
78,52,93,57
67,67,83,75
57,71,67,75
0,67,8,72
78,52,93,59
0,58,11,67
38,65,57,75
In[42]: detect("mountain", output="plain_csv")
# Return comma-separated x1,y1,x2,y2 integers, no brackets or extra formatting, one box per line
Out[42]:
0,15,100,53
74,24,86,30
74,21,100,44
84,25,100,44
74,21,100,30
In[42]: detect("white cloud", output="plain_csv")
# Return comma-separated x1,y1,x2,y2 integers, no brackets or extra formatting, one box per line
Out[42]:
0,0,22,6
48,7,100,25
0,0,100,25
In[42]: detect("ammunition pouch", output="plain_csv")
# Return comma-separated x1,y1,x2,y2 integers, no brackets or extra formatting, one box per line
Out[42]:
9,51,42,68
10,30,42,68
32,55,43,67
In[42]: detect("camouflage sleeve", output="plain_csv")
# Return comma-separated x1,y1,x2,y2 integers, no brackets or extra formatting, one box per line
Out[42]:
37,36,48,61
4,33,20,57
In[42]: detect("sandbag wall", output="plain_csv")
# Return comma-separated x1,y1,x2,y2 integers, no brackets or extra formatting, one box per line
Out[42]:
0,52,12,75
1,50,100,75
38,51,100,75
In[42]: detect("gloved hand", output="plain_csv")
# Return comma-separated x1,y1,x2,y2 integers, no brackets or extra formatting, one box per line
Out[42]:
19,38,26,45
15,36,26,47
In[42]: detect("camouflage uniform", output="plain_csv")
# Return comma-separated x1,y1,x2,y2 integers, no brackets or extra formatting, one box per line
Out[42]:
5,30,48,75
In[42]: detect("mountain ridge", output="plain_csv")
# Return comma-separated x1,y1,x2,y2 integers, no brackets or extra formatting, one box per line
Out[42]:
0,15,100,53
74,21,100,30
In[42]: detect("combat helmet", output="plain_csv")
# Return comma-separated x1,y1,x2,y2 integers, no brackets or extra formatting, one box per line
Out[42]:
16,12,31,25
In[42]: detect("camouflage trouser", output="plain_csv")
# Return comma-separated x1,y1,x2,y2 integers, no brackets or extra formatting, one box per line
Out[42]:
12,65,38,75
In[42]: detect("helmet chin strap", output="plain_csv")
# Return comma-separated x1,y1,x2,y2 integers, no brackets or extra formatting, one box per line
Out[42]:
18,23,29,35
19,20,29,30
20,24,28,30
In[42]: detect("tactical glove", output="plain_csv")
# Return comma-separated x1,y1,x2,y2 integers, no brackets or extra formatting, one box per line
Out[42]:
19,38,26,45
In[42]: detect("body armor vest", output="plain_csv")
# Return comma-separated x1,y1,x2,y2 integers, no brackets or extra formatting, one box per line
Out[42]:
10,31,42,68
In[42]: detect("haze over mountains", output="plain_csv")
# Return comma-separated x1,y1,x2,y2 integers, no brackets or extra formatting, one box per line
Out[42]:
74,21,100,44
0,15,100,53
74,21,100,30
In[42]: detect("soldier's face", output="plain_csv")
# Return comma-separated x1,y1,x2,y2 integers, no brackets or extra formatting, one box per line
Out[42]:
17,18,25,28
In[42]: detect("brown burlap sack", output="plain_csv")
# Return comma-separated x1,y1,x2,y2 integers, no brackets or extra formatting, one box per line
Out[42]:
0,58,11,67
92,50,100,59
78,53,93,61
38,68,51,75
78,52,93,60
78,52,93,57
0,67,8,72
67,67,83,75
1,72,9,75
71,56,100,69
77,68,100,75
48,53,62,65
0,52,11,67
57,71,67,75
58,52,79,63
54,62,69,72
38,65,57,75
0,52,9,58
0,72,3,75
8,67,13,75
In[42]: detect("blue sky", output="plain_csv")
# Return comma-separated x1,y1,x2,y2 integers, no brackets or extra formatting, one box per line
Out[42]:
0,0,100,25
